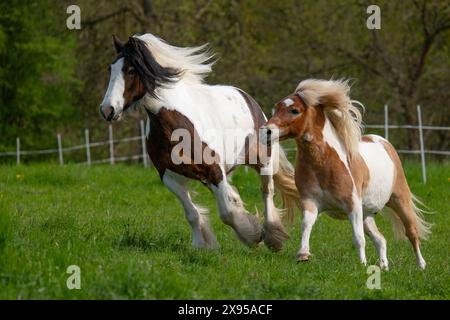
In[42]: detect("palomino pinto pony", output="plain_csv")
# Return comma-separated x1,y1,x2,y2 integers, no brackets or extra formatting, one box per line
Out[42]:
100,33,299,251
263,79,431,269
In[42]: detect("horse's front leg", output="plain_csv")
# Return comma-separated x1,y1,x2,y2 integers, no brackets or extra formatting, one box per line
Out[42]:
297,199,319,262
260,174,289,251
163,170,219,249
211,177,262,247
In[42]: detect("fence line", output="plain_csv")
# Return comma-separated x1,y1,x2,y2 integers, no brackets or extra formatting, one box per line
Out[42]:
0,105,448,184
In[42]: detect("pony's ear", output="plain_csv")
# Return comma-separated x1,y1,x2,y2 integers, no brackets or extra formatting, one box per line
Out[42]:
112,35,124,53
295,92,307,108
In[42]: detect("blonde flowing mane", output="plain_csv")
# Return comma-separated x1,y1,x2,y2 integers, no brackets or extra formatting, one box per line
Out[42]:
134,33,216,85
295,79,364,157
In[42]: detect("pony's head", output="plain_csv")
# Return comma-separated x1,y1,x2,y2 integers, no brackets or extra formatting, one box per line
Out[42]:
264,79,363,156
262,93,309,143
100,34,215,122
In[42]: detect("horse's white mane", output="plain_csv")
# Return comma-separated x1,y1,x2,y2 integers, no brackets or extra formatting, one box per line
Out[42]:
295,79,364,156
134,33,215,85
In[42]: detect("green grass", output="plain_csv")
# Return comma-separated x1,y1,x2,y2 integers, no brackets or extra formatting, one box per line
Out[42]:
0,161,448,299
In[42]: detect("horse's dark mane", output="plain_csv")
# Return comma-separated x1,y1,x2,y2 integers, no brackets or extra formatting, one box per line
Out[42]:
121,37,181,98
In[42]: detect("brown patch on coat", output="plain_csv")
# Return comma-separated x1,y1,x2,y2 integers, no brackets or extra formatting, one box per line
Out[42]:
348,153,370,197
362,135,374,143
293,106,355,212
146,108,223,186
238,89,270,171
122,58,146,108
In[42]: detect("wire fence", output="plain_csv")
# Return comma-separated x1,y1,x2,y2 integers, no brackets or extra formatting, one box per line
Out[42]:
0,105,448,184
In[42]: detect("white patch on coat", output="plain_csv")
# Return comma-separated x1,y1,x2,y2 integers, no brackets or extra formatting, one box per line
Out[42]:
100,58,125,114
358,135,395,213
283,98,295,107
322,118,351,172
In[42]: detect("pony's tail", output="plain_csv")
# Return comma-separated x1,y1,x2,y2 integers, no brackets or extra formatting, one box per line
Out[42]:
410,194,433,240
273,147,300,223
384,193,432,240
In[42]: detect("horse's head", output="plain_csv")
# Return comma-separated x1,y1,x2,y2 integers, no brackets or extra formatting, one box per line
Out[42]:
99,35,180,122
262,93,310,144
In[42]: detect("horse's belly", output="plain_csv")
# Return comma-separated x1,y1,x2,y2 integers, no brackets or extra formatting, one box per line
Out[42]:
359,136,395,213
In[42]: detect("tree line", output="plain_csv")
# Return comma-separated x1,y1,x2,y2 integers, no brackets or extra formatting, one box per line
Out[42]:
0,0,448,159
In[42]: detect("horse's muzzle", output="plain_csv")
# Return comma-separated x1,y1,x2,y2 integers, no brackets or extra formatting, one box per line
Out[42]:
100,105,115,122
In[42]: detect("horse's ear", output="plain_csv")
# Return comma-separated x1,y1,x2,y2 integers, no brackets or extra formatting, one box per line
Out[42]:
112,35,124,53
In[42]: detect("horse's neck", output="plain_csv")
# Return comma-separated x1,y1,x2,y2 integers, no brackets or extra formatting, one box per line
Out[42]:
297,116,350,167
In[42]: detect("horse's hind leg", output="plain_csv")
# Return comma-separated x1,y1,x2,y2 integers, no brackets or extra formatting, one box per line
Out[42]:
363,214,388,270
211,178,262,247
163,171,218,249
260,174,289,251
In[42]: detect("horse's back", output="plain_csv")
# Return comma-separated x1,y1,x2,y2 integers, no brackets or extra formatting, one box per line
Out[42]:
359,134,395,213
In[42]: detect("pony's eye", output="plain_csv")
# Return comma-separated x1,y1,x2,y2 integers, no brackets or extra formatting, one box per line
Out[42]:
290,108,300,115
128,68,136,76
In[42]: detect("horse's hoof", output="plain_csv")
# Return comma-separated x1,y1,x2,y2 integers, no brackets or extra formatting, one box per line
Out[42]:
297,253,311,262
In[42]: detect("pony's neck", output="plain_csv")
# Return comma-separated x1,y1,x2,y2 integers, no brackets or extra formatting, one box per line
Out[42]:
295,109,349,165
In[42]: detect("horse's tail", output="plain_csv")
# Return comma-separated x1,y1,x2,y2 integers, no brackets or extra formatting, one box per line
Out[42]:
273,147,300,223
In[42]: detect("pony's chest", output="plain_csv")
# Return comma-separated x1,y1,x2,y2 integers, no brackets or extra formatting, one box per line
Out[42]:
295,151,355,213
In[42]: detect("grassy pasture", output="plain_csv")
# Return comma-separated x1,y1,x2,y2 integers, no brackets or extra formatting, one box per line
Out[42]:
0,161,448,299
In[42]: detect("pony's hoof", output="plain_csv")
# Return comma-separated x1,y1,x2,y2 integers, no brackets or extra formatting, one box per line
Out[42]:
297,253,311,262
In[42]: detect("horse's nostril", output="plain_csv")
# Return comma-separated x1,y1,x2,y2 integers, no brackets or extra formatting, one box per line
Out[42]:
101,106,115,121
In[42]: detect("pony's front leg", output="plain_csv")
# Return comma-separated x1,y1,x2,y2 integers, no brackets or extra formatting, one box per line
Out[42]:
349,200,367,265
297,199,318,262
211,179,262,247
260,174,289,251
163,171,218,249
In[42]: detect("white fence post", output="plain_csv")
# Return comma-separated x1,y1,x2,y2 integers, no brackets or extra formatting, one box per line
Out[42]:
57,133,64,165
417,105,426,184
85,128,91,165
140,120,148,167
384,104,389,140
109,124,114,165
16,137,20,165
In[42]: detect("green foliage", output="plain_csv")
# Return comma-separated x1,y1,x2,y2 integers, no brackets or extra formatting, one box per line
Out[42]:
0,1,81,151
0,162,448,299
0,0,448,155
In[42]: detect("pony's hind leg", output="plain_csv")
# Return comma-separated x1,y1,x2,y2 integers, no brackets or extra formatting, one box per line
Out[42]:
364,214,388,270
163,171,218,249
211,178,262,247
260,174,289,251
387,196,427,269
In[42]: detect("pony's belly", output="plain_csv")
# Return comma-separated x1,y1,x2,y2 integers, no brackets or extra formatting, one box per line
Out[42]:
359,136,395,213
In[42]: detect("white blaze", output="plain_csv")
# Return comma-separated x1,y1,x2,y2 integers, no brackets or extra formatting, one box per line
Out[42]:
101,57,125,114
283,98,294,107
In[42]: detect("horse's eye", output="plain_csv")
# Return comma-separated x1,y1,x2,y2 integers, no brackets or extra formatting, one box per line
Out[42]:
128,68,136,76
290,108,300,115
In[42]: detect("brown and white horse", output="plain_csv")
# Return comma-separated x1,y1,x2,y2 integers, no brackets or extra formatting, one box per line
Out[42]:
263,79,431,269
99,33,299,251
